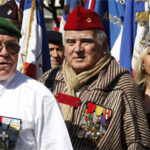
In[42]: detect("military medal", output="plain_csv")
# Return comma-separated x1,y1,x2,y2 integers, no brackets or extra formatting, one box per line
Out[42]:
104,108,111,120
0,117,9,149
9,119,21,143
0,116,21,150
77,102,112,143
0,141,5,150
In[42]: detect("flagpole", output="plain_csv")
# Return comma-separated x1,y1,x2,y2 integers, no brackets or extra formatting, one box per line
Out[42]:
23,0,36,74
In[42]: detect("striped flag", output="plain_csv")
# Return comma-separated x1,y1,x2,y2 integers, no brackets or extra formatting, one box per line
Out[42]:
59,0,82,33
17,0,50,79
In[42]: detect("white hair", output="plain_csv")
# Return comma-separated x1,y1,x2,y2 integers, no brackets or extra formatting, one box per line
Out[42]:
94,29,109,51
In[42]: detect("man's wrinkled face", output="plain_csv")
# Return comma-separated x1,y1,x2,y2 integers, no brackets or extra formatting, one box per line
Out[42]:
64,30,103,73
49,43,64,69
0,34,20,81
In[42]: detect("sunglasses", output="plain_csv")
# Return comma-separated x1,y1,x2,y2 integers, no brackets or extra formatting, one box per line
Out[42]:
0,42,20,55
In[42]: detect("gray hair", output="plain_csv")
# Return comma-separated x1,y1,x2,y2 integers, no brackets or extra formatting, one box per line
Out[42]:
94,30,109,51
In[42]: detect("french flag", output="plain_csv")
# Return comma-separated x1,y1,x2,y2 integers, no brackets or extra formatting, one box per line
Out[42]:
17,0,50,79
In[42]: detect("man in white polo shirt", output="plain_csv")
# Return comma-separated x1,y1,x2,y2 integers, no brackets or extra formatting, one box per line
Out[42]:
0,1,73,150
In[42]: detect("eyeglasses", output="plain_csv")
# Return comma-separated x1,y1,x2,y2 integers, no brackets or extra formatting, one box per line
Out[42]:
0,42,20,55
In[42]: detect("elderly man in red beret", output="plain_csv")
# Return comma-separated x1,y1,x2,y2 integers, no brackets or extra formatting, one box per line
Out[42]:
0,1,73,150
39,5,150,150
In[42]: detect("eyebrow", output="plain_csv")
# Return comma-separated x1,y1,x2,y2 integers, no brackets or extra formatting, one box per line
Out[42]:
6,39,18,43
0,39,18,44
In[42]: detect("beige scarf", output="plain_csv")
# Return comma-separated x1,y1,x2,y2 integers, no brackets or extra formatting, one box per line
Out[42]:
60,51,111,124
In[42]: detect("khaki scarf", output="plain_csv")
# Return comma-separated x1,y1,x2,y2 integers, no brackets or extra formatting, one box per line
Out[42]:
60,51,111,124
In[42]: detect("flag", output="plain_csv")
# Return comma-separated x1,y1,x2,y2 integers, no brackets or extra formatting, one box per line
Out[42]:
131,1,150,77
59,0,80,33
119,0,137,74
17,0,50,79
119,0,150,76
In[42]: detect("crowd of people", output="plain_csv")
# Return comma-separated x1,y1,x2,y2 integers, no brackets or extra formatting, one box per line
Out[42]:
0,1,150,150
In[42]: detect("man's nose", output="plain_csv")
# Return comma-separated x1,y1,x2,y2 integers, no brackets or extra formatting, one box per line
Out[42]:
51,49,59,57
0,44,9,56
74,41,83,52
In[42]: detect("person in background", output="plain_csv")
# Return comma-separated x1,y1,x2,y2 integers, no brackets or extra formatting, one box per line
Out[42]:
135,45,150,129
39,5,150,150
0,1,73,150
47,30,64,69
38,31,64,83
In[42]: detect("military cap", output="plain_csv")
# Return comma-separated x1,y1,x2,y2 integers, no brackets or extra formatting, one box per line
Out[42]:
0,0,21,38
47,30,62,45
64,6,104,31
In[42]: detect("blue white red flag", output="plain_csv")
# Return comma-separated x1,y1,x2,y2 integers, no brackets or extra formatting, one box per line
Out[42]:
59,0,81,33
17,0,50,79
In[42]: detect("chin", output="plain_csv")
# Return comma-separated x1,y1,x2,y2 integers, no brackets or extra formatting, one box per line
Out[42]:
51,64,60,69
73,65,91,74
73,67,84,74
0,72,15,81
0,75,10,81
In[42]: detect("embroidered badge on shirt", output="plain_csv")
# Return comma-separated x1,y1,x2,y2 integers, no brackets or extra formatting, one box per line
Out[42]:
77,102,112,143
0,116,22,150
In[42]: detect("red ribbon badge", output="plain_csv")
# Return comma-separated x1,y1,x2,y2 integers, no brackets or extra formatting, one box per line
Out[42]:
87,102,96,113
104,108,111,120
55,93,80,108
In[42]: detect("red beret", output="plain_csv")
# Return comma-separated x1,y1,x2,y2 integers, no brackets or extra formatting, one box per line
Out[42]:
64,6,104,31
